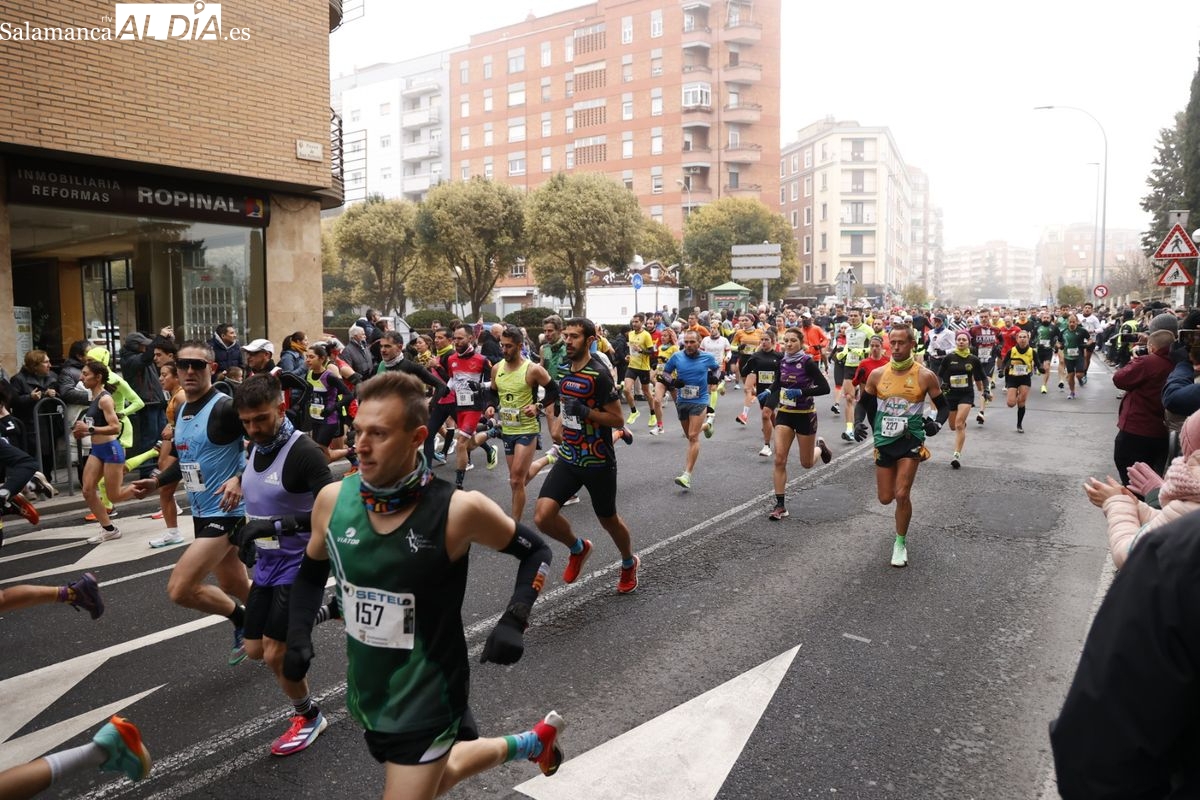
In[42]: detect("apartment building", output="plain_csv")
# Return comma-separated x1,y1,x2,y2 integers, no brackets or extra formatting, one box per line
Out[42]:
942,242,1038,306
1036,224,1143,292
332,51,452,204
781,118,913,305
0,0,342,365
450,0,781,233
908,167,944,301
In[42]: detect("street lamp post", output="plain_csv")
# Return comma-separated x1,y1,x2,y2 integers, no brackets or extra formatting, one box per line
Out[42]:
1035,105,1108,285
453,265,463,318
676,178,692,224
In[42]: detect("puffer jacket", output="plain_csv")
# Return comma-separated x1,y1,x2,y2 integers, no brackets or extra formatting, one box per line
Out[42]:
1102,451,1200,568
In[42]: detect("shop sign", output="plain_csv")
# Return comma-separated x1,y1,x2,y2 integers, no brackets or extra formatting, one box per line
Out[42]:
7,159,269,227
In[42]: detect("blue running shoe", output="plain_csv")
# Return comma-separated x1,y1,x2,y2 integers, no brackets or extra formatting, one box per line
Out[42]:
229,627,247,666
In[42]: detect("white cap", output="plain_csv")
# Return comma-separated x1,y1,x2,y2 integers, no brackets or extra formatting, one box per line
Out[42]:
242,338,274,355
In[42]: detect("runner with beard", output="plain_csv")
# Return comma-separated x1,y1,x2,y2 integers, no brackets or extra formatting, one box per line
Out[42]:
1033,312,1063,395
968,316,1002,424
1002,330,1036,433
936,332,985,469
445,325,498,490
740,330,780,457
1059,315,1092,400
764,328,832,521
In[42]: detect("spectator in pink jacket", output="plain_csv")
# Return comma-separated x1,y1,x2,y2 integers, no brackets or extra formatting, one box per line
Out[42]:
1085,408,1200,568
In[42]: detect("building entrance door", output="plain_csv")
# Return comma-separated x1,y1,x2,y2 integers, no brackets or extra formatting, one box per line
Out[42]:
81,256,137,356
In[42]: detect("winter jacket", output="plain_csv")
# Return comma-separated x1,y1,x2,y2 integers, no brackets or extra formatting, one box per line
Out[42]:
1113,351,1173,438
279,348,306,380
1101,452,1200,568
343,339,373,382
1161,359,1200,417
208,335,244,375
10,367,59,428
55,357,90,406
119,339,167,407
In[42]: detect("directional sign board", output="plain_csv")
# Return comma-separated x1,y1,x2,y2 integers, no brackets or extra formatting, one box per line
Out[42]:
1093,284,1109,299
1153,224,1199,260
631,273,643,291
1157,260,1194,287
730,243,781,281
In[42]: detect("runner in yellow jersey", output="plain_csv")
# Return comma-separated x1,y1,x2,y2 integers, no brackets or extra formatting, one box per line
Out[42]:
1001,330,1036,433
731,314,765,425
622,314,661,433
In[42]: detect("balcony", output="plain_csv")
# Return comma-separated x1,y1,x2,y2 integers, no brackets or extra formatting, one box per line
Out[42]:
329,0,342,32
681,102,713,121
402,140,441,161
401,106,440,129
316,107,345,209
681,26,712,48
682,63,712,76
401,78,441,97
402,173,433,194
681,149,712,170
722,61,762,83
723,183,762,198
722,142,762,163
723,20,762,44
680,184,713,205
722,101,762,124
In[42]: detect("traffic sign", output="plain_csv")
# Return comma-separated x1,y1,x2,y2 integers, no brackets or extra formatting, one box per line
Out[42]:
731,243,781,280
631,273,643,291
731,243,782,256
730,268,782,280
1093,284,1109,299
1157,260,1194,287
1153,224,1199,260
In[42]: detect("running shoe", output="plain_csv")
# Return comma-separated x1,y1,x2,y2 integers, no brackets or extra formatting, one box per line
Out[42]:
84,507,118,522
545,445,559,465
830,403,840,415
648,426,662,436
465,463,475,472
1080,374,1088,385
891,539,908,568
562,539,592,583
648,414,658,428
627,410,640,425
702,421,713,439
9,492,39,525
151,503,183,521
976,411,985,426
768,505,789,521
735,412,748,426
673,473,691,490
563,494,580,506
149,531,186,548
432,452,447,466
620,427,634,445
31,471,58,499
717,382,726,395
486,446,499,470
445,438,457,456
951,452,961,470
1017,425,1024,434
841,430,854,442
94,716,151,781
271,711,328,757
758,444,772,457
1058,380,1065,389
530,711,566,776
87,527,122,544
1068,392,1076,400
1040,385,1047,394
817,437,832,465
617,555,640,594
230,627,247,666
67,572,104,619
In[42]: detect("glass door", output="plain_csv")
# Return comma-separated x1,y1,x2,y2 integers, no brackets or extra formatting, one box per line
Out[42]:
81,256,136,357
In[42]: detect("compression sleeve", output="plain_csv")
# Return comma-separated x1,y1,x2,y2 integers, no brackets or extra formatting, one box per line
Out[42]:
801,359,831,396
540,378,559,408
282,554,330,682
499,522,553,623
932,392,950,425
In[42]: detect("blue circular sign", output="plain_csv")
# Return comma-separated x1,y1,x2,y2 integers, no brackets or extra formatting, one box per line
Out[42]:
631,274,644,290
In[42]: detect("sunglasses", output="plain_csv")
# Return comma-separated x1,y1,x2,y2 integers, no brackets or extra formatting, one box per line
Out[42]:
176,358,210,373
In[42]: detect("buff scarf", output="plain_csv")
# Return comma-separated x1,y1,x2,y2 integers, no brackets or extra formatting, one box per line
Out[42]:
256,417,295,456
954,347,971,358
359,454,434,515
890,355,915,371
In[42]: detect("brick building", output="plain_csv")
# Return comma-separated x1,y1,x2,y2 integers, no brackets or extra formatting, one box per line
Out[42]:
0,0,342,366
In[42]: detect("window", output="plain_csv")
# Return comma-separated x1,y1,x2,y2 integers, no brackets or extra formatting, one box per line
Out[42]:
804,206,813,225
381,166,392,180
541,113,551,137
623,62,634,83
651,54,663,76
350,108,361,123
460,162,470,180
779,159,785,177
621,15,633,43
650,8,663,37
508,118,526,143
379,102,391,115
651,174,663,193
779,186,785,204
565,75,574,97
575,135,606,165
508,156,526,176
651,95,663,116
508,49,525,74
728,169,739,189
820,262,827,282
651,130,663,155
484,160,494,180
623,174,634,191
804,264,812,283
849,233,864,255
511,259,526,278
803,235,812,254
459,61,469,84
460,130,470,149
541,77,551,102
821,202,828,221
482,57,492,80
728,125,740,147
541,151,552,172
682,130,694,150
483,124,494,147
790,154,798,174
460,98,469,118
820,172,828,191
791,210,798,228
804,176,812,197
820,232,827,251
483,89,493,112
790,181,798,201
804,148,813,168
565,110,574,133
380,134,391,148
651,205,663,224
622,99,633,120
541,41,552,67
565,146,575,169
508,83,526,107
622,139,633,158
564,35,573,62
681,82,711,108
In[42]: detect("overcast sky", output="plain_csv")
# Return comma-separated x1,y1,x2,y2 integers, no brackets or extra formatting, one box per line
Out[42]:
331,0,1200,250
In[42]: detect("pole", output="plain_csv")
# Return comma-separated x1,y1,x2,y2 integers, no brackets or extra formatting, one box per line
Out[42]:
762,278,769,310
1035,105,1108,285
1088,161,1100,290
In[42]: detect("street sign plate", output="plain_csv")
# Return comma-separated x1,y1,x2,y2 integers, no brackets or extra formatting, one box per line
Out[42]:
631,273,644,290
1093,284,1109,298
1157,260,1194,287
1153,224,1199,260
731,243,782,256
731,267,782,280
730,255,782,268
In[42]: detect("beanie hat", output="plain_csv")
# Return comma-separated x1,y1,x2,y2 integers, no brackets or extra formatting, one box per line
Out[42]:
1181,411,1200,460
85,346,111,367
1149,312,1180,335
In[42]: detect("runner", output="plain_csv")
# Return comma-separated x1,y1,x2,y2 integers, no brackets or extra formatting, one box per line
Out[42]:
283,372,566,799
489,326,558,522
854,325,949,567
937,332,985,469
532,317,639,593
74,360,144,543
739,330,780,456
147,361,187,548
700,326,731,429
1059,315,1092,399
540,315,569,442
1001,330,1037,433
968,315,1002,424
0,716,149,800
662,330,721,490
622,314,660,432
763,328,832,520
1033,312,1062,395
731,313,765,423
130,340,252,665
1078,302,1104,380
836,309,874,441
446,324,498,490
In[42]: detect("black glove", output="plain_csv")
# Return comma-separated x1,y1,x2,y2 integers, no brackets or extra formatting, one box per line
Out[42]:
282,629,314,681
230,518,276,568
466,380,482,393
923,417,941,437
480,604,529,665
854,422,871,442
563,398,589,420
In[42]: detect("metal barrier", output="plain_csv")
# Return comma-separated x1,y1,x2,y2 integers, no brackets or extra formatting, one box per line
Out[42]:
33,396,75,496
213,380,235,397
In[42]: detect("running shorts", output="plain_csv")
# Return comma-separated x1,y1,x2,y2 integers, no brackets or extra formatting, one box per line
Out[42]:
89,439,125,464
945,390,974,407
244,582,291,642
193,515,243,540
1005,375,1032,389
539,460,618,518
874,436,929,468
676,403,708,421
501,432,539,456
311,422,340,446
455,410,483,437
776,411,817,436
364,708,479,766
627,368,651,385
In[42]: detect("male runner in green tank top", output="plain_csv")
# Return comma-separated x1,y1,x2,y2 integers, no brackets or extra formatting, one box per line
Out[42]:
284,372,565,798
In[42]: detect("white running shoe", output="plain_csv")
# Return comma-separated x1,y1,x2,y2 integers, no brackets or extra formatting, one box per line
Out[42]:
88,527,122,544
890,539,908,568
758,444,772,457
149,531,186,548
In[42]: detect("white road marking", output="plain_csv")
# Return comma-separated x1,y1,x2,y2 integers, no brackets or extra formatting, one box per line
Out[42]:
842,633,872,644
1,516,191,585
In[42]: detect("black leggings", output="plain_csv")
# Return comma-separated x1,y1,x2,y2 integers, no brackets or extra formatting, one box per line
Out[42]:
422,402,456,464
1113,430,1169,488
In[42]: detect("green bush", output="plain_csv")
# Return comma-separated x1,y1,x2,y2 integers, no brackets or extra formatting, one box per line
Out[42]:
403,308,502,335
504,307,559,330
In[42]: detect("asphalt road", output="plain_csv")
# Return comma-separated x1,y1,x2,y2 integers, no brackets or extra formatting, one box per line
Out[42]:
0,365,1120,799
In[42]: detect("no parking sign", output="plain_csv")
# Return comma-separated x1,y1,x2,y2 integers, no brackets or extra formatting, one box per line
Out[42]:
1093,284,1109,299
